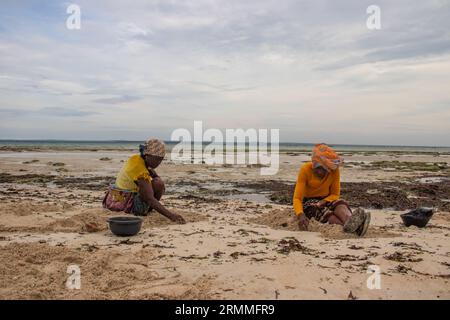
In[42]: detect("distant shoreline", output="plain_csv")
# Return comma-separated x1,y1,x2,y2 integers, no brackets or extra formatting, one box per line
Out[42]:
1,140,449,154
1,139,449,148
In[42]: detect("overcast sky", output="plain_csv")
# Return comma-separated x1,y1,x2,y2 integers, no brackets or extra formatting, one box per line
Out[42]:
1,0,449,146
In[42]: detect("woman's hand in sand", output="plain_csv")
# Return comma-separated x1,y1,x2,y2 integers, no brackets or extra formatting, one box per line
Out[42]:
297,214,309,231
170,213,186,224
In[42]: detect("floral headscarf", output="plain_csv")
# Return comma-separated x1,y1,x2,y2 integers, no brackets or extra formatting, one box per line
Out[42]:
311,143,343,172
140,139,166,158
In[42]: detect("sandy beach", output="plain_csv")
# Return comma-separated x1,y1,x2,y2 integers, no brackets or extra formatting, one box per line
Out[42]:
0,148,449,300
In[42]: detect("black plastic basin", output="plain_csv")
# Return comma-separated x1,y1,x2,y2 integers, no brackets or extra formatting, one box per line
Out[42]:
400,207,434,228
107,216,142,236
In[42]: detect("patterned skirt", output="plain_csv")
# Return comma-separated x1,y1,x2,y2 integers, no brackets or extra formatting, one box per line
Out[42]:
102,185,151,216
303,197,351,223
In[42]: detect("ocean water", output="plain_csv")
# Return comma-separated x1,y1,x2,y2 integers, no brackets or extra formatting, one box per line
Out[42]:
0,140,449,153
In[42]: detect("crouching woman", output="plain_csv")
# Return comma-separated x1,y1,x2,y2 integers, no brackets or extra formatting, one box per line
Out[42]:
293,143,370,236
103,138,185,224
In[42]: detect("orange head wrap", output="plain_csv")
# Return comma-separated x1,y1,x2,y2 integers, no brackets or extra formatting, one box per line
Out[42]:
311,143,343,172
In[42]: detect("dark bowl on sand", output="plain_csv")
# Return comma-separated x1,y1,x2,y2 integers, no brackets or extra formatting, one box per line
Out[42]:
400,207,434,228
107,216,142,236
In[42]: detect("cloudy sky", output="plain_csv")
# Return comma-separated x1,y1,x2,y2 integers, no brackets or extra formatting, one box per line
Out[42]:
0,0,449,145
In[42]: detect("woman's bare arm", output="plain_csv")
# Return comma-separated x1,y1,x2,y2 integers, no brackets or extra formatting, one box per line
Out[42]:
137,178,185,224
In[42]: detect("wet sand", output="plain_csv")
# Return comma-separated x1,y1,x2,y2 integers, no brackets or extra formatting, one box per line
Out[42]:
0,150,449,299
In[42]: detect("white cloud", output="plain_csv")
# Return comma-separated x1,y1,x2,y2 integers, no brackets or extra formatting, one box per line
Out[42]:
0,0,449,145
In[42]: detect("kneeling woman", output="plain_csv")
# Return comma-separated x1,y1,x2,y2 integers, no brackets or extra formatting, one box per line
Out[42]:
293,144,370,236
103,139,185,224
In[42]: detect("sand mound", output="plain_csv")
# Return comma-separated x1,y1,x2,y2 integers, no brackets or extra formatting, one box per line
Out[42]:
0,205,206,233
248,208,400,239
46,209,110,233
0,242,212,299
45,209,206,233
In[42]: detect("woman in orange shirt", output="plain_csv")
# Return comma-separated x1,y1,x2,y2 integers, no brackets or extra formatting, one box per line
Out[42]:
293,143,370,237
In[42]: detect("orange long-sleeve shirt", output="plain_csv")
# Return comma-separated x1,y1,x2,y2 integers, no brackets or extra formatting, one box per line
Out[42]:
293,162,340,216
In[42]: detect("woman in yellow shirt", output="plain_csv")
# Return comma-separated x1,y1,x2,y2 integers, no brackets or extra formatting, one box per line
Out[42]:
103,139,185,224
293,143,370,236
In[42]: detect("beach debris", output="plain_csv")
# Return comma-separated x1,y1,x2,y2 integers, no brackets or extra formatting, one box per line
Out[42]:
226,242,239,247
80,243,99,252
275,290,280,300
179,254,209,261
395,264,412,274
99,157,112,161
213,250,225,258
319,287,328,294
348,245,364,250
229,250,266,260
0,173,114,190
23,159,39,164
84,222,101,233
250,257,276,262
347,291,358,300
248,237,273,244
235,229,263,236
285,286,296,289
230,251,246,259
329,254,368,262
384,251,423,263
361,160,449,172
153,243,176,249
117,239,143,245
181,230,212,236
353,260,377,272
51,162,65,167
392,265,450,279
276,237,318,255
317,264,335,269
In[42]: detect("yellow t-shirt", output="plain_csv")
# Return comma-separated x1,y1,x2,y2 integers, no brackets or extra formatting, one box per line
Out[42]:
292,162,340,216
115,154,152,192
